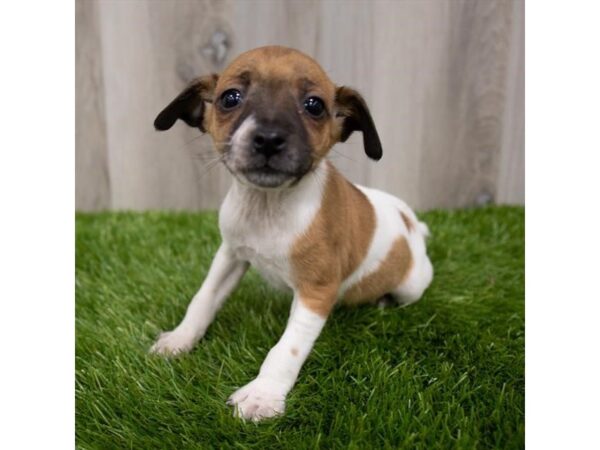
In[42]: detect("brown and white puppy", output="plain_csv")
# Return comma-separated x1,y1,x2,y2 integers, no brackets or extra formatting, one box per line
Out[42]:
150,46,433,421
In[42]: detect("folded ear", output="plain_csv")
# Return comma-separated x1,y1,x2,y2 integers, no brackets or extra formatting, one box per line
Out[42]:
154,74,219,132
335,86,382,160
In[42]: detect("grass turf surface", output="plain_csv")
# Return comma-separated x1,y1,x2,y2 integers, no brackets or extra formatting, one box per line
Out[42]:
76,206,524,449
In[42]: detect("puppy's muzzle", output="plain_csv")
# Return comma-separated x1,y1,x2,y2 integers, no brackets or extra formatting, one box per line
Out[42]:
232,120,312,189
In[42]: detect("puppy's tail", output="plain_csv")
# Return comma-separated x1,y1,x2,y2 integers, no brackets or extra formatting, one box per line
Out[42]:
397,204,431,240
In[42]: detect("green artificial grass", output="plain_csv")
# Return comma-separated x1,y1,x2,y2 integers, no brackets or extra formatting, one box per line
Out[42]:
76,206,524,449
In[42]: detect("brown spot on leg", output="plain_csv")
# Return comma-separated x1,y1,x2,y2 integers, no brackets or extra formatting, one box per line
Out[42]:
291,347,299,356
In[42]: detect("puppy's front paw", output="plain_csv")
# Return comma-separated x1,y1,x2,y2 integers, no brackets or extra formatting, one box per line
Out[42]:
227,378,286,421
149,328,197,356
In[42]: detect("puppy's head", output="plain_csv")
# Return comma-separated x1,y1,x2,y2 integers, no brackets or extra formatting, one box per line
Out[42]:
155,46,382,188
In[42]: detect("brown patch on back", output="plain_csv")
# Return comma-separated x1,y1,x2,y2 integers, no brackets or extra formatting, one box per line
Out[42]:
400,211,414,232
291,163,376,317
343,236,413,305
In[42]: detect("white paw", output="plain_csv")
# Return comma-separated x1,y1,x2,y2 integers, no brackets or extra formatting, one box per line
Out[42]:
149,328,197,356
227,378,287,421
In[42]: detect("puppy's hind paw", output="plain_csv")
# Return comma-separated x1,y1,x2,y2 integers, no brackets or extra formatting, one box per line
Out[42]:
376,293,398,309
149,329,197,356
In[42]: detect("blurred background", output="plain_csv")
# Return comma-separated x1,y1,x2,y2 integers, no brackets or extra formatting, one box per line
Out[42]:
76,0,524,211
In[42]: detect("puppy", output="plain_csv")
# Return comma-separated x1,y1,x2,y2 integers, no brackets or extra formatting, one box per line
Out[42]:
150,46,433,421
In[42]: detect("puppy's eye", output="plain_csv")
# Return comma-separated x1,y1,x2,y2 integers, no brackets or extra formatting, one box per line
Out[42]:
220,89,243,110
304,96,325,117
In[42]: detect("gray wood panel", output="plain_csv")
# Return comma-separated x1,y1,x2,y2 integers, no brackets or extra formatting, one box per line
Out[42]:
497,0,525,204
97,0,233,210
413,0,518,208
76,0,110,211
76,0,525,211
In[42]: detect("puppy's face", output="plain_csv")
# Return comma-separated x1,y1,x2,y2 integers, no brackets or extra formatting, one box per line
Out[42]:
155,46,382,188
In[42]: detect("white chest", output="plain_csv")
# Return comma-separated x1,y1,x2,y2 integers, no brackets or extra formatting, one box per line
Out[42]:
221,209,295,290
218,166,326,291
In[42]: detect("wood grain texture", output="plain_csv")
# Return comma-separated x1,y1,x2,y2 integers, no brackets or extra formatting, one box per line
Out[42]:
97,0,232,210
497,0,525,204
76,0,524,211
76,0,110,210
413,0,517,208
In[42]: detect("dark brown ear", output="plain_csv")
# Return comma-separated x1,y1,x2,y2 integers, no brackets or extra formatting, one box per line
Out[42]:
335,86,382,160
154,74,219,132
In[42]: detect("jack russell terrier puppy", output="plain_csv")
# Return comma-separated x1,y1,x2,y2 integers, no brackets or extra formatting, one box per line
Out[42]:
150,46,433,421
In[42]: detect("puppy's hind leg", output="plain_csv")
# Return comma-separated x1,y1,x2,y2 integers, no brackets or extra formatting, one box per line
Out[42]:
391,255,433,307
150,243,248,356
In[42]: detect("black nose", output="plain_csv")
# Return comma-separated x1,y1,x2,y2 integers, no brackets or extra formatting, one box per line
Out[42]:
252,128,287,157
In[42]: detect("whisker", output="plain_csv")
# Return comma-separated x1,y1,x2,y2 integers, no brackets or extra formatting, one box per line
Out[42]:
176,135,233,152
173,134,207,152
193,155,221,165
196,155,226,180
330,148,358,164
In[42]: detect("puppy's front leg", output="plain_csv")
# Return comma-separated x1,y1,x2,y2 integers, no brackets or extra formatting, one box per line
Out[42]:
151,243,248,356
227,292,332,421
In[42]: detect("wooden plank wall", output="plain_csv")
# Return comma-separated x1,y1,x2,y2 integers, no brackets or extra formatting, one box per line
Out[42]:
76,0,524,211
